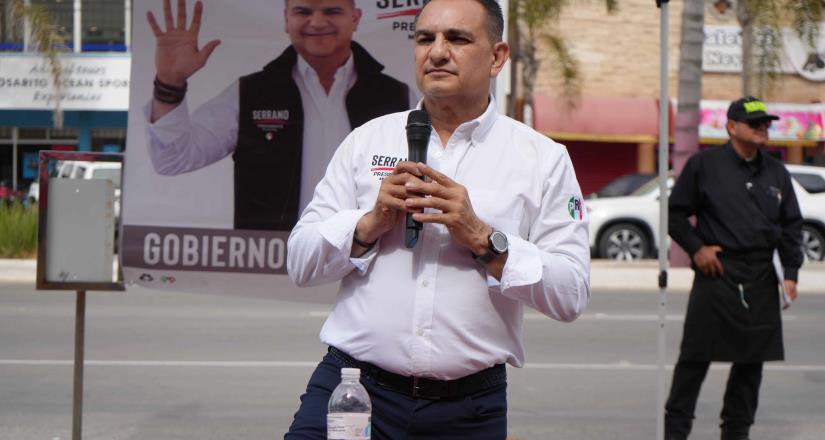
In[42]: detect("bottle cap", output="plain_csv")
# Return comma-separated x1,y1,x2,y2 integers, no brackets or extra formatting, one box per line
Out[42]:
341,367,361,378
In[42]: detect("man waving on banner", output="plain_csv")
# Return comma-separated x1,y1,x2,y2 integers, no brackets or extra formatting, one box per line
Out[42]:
143,0,412,231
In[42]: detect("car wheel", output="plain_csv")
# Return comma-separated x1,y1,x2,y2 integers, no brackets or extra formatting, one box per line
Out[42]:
598,223,650,261
801,224,825,261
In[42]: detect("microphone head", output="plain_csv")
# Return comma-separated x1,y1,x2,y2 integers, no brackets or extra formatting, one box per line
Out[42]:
406,110,431,164
406,109,431,131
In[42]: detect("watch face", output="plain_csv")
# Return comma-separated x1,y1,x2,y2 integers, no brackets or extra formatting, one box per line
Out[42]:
490,231,508,254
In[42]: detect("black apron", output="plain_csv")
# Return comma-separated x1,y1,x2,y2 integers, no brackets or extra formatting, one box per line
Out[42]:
679,256,784,362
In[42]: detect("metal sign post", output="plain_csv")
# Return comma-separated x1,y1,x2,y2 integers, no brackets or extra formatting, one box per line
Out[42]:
36,151,125,440
655,1,671,439
72,290,86,440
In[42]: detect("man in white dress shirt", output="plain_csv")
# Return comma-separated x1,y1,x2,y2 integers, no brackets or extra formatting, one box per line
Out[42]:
284,0,591,438
144,0,411,230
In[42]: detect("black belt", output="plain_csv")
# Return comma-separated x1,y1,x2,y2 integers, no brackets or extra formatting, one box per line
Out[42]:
328,346,506,400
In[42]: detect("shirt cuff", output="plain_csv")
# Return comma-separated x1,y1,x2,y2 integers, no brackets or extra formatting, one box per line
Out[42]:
497,233,542,291
783,267,799,282
350,244,380,275
317,208,377,275
143,98,191,143
682,235,704,257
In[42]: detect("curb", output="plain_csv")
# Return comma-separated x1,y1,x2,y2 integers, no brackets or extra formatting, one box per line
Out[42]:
2,259,823,294
0,259,36,283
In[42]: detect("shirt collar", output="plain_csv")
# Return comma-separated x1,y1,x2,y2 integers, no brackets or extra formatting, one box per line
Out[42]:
724,142,764,172
415,96,498,145
295,52,355,84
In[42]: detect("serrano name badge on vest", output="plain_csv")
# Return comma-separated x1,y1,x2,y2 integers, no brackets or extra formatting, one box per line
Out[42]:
252,109,291,141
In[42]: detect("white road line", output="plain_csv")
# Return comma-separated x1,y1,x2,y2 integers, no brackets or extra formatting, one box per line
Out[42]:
307,312,802,322
1,360,823,372
307,312,801,322
523,313,798,321
0,360,318,367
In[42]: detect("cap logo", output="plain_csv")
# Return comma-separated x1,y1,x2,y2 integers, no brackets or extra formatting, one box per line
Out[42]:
744,101,767,113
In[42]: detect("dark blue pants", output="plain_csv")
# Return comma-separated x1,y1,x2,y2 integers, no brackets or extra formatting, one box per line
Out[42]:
285,352,508,440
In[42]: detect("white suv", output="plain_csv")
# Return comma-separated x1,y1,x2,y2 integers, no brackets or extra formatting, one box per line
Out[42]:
587,164,825,261
51,160,122,220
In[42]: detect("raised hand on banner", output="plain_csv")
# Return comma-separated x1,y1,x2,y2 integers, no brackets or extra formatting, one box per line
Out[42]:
147,0,221,87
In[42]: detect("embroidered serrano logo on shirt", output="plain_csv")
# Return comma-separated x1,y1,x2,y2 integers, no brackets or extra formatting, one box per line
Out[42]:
251,109,290,140
370,155,406,179
568,196,584,221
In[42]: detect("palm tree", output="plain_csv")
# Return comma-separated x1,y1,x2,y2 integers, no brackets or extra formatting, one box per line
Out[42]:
507,0,618,119
674,0,706,176
5,0,66,128
739,0,824,96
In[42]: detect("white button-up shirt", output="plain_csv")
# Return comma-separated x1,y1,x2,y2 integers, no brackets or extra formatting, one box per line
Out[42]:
144,53,358,212
287,99,591,380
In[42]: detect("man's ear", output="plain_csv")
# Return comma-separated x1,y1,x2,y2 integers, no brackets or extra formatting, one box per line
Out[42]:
726,120,736,137
490,41,510,78
352,8,363,32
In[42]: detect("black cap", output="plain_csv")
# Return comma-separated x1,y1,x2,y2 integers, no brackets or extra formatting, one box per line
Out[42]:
727,96,780,122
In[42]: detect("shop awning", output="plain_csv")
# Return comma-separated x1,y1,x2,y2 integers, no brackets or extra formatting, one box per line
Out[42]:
533,95,666,144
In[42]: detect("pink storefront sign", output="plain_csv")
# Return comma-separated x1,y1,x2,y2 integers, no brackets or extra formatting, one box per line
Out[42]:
699,100,825,142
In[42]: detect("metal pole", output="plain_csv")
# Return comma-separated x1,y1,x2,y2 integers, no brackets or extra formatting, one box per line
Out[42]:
23,0,31,51
72,290,86,440
124,0,132,51
656,1,670,439
12,127,19,192
74,0,81,53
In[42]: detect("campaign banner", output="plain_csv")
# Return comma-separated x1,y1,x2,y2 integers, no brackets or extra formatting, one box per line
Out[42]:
0,54,130,110
122,0,423,299
699,100,825,142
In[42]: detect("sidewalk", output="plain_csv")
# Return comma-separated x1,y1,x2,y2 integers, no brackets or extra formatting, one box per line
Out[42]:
2,258,823,293
590,260,825,293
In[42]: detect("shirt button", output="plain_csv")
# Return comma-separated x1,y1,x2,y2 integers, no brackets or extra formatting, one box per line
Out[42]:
417,328,425,336
422,279,429,287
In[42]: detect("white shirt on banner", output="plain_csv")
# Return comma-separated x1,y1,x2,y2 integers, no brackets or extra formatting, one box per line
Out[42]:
143,54,357,213
287,98,591,380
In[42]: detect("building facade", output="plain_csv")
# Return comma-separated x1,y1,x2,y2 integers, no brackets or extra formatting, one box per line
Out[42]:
531,0,825,195
0,0,130,194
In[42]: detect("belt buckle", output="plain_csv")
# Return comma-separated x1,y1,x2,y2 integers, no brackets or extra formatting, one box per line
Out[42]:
411,376,442,400
412,376,420,398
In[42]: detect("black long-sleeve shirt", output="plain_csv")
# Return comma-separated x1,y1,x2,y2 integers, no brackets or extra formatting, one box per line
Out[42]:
669,143,804,281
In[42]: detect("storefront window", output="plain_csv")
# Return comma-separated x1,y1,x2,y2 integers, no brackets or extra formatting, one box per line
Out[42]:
1,1,127,52
31,0,74,49
0,0,24,51
81,0,125,52
91,127,124,151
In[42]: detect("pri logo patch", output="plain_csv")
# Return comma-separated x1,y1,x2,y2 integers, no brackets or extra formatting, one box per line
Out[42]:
567,196,584,221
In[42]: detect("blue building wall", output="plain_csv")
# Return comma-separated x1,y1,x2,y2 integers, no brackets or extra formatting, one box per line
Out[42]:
0,110,127,150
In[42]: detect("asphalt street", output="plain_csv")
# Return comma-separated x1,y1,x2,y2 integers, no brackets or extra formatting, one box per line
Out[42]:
1,277,824,440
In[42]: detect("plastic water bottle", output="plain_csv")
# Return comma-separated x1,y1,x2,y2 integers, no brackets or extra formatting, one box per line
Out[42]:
327,367,372,440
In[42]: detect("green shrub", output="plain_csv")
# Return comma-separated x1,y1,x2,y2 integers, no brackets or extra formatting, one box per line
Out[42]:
0,202,38,258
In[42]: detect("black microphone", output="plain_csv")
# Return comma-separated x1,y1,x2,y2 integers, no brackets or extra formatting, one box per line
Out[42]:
405,109,431,248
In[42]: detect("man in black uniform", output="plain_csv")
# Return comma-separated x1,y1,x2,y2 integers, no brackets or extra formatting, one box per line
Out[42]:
664,97,804,440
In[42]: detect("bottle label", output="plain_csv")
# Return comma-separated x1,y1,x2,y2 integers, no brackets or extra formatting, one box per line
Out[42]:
327,413,371,439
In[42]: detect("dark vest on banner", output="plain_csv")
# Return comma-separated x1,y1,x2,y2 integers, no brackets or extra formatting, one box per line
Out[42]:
234,42,410,230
